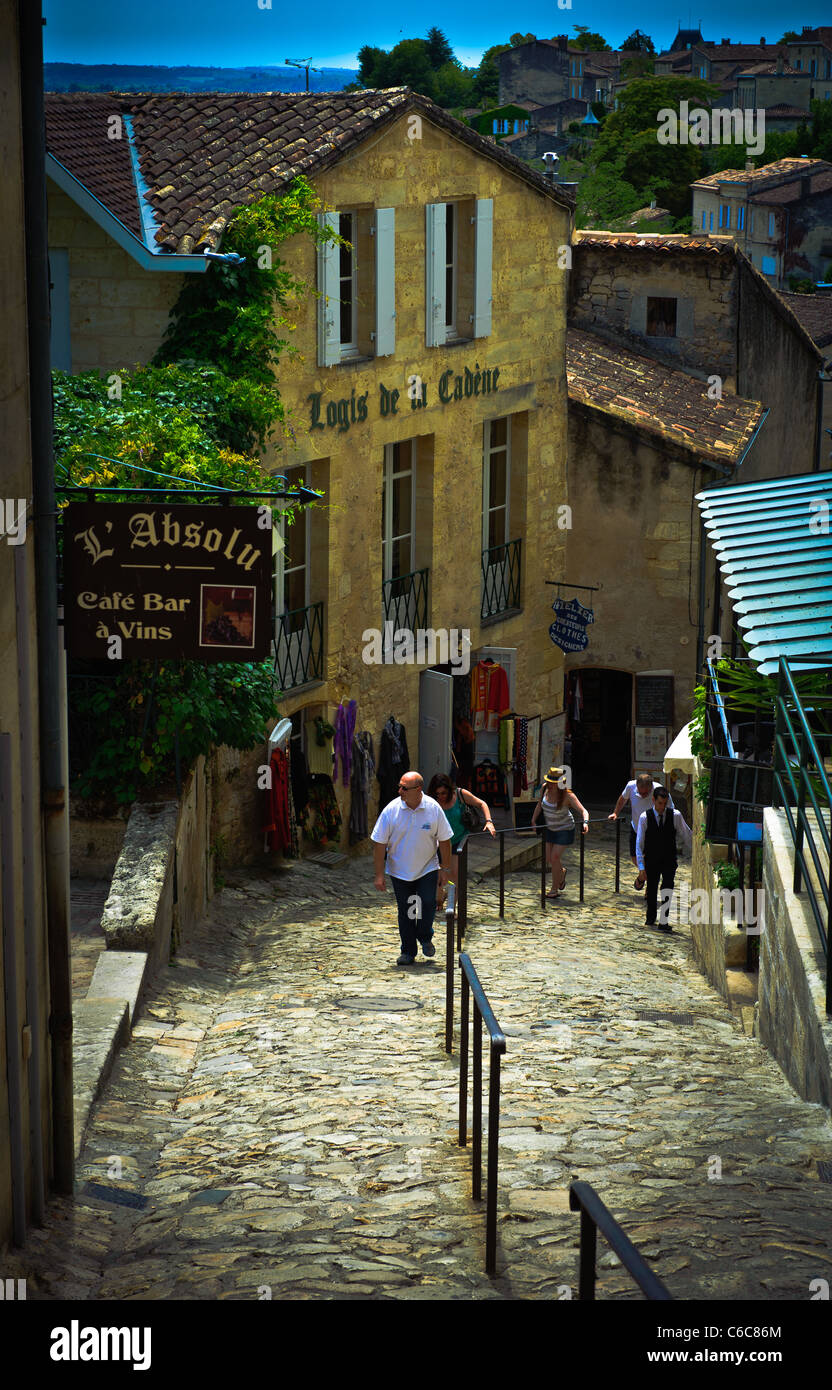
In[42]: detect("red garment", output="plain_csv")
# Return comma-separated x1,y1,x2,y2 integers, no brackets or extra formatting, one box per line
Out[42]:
263,749,291,851
471,661,510,733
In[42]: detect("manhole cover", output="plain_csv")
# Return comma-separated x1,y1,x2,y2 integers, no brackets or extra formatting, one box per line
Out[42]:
336,996,422,1012
635,1010,695,1026
81,1182,148,1209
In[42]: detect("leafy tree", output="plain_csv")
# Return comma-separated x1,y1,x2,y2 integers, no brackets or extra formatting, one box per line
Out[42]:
621,51,654,80
621,30,655,53
356,44,387,86
575,158,642,228
425,27,454,68
433,60,475,110
572,25,610,51
472,43,509,105
776,31,800,43
510,33,537,47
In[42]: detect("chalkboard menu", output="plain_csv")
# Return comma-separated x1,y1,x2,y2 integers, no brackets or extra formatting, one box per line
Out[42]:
706,757,774,845
636,675,674,726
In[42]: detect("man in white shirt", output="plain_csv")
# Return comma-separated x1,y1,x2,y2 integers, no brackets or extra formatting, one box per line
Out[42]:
372,771,453,965
609,773,674,883
635,787,692,932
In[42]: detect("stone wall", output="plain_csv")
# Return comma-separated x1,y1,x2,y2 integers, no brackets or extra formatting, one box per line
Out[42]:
498,41,570,108
101,758,215,975
70,804,130,878
209,739,275,870
46,181,183,374
736,258,821,478
687,755,729,1001
569,242,737,383
565,407,700,728
757,807,832,1107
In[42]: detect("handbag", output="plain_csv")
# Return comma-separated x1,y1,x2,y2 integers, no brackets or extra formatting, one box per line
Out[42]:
457,787,482,832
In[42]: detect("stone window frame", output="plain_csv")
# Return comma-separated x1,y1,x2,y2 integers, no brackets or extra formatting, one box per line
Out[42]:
630,288,694,343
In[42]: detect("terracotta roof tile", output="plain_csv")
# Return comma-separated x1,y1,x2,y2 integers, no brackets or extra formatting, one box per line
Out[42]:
692,157,832,191
567,327,764,466
778,292,832,350
573,229,734,255
46,89,573,251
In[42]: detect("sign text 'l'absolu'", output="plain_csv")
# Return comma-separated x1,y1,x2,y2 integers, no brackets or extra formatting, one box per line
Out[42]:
63,503,272,663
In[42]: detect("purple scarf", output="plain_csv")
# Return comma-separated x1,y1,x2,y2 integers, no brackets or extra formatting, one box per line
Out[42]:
333,700,357,786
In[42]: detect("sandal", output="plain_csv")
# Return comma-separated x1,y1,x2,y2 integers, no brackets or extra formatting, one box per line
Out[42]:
546,890,560,899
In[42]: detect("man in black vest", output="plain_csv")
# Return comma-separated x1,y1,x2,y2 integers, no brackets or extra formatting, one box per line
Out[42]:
634,787,692,931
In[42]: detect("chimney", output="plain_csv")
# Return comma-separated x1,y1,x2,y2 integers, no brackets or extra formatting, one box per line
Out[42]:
745,160,754,172
801,172,812,200
721,37,730,46
776,53,784,74
760,36,766,46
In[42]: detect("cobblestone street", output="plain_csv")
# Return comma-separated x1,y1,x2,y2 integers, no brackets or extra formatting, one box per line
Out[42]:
12,825,832,1301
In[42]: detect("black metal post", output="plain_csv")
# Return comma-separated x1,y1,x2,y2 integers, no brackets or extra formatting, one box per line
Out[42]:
499,831,505,919
458,838,468,946
459,970,469,1147
579,1208,597,1301
444,889,455,1055
472,1001,482,1202
486,1046,501,1277
615,816,621,894
580,822,585,902
540,824,547,911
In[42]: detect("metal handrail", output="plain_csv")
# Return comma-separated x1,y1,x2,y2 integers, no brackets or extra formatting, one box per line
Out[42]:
705,658,736,760
569,1182,673,1301
772,656,832,1010
458,952,506,1276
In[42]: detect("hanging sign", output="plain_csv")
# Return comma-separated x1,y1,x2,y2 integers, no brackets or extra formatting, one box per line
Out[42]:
63,502,272,662
549,596,594,652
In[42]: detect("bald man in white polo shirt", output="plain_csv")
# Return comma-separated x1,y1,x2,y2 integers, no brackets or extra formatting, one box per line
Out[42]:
372,771,453,965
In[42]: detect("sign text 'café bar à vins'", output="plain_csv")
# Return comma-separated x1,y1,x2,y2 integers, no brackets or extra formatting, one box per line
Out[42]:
64,503,272,662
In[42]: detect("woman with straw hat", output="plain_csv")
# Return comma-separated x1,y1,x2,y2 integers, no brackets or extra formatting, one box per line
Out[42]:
530,765,589,899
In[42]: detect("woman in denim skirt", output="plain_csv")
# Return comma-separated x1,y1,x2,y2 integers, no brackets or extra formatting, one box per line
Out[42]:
531,765,589,898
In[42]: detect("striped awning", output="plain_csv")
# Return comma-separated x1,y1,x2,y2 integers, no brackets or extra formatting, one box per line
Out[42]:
697,470,832,674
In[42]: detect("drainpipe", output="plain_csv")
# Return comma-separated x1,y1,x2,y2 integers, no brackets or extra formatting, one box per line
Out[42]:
20,0,74,1192
816,362,832,472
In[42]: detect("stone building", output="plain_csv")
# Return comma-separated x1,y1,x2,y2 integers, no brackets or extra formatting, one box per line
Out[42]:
691,158,832,288
560,230,824,798
785,26,832,103
44,88,574,847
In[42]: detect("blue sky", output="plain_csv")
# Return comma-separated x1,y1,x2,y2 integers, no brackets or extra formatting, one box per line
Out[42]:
43,0,831,69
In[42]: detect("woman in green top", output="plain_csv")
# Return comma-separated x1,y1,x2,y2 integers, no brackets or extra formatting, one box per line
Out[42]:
427,773,496,908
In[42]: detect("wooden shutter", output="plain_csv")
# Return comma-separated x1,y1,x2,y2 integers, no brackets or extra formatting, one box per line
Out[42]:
316,211,340,367
374,207,396,357
473,198,493,338
425,202,446,347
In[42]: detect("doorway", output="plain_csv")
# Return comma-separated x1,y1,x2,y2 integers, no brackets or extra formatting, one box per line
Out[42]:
565,668,632,803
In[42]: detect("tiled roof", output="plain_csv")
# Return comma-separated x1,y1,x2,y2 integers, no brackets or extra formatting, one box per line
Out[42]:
573,229,734,255
692,157,831,191
778,292,832,350
46,92,144,239
750,169,832,205
567,327,764,466
786,27,832,50
765,104,812,118
45,89,574,253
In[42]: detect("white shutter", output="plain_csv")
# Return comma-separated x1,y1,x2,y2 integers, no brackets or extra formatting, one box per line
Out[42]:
374,207,395,357
425,202,446,347
473,198,493,338
316,211,340,367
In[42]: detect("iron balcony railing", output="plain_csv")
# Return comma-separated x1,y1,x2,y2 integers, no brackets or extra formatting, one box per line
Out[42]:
481,538,521,621
772,655,832,1013
382,567,428,633
273,601,324,691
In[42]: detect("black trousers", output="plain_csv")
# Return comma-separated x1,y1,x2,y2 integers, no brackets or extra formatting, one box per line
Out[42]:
645,859,677,925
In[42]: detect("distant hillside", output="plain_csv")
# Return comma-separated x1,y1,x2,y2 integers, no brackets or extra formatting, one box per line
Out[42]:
44,63,359,94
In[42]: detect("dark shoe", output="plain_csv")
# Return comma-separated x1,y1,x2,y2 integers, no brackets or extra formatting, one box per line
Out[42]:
397,953,415,965
657,924,673,933
421,939,436,958
645,919,656,928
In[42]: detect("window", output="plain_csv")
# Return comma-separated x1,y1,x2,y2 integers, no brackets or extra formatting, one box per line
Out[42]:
768,211,776,238
382,441,416,585
701,210,707,229
761,255,777,276
719,204,731,229
483,417,510,553
316,207,395,365
749,209,755,234
737,205,745,231
646,296,677,337
710,210,714,231
274,464,317,688
444,202,457,337
338,211,358,356
426,200,493,345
